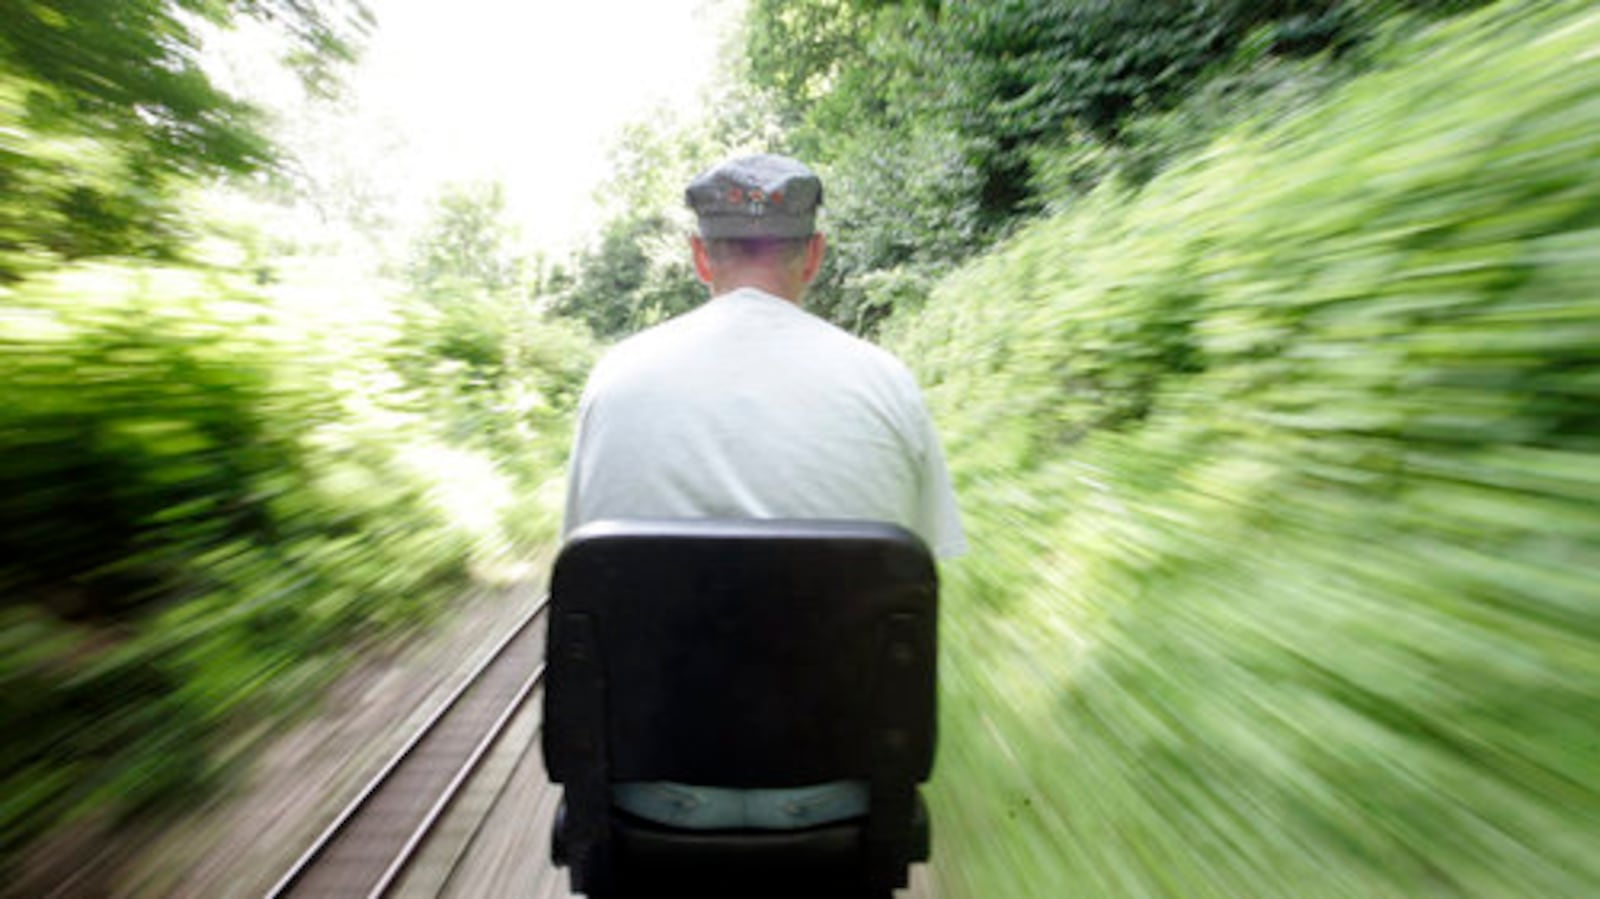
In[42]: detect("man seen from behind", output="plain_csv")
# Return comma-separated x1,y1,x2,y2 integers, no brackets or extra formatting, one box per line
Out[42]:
562,153,965,830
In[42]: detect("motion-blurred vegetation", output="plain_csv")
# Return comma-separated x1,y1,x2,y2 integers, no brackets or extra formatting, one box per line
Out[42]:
5,0,1598,894
1,0,589,876
552,2,1598,893
568,0,1501,339
884,2,1598,894
571,1,1591,893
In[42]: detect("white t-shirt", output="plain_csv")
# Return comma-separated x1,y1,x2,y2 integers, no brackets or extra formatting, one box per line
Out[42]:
563,287,965,558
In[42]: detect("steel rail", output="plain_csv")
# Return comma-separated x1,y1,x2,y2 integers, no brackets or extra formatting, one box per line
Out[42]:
366,660,547,897
264,593,551,899
429,699,551,898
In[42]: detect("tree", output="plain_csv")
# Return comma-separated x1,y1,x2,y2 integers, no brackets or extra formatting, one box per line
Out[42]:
395,181,532,400
0,0,371,280
725,0,1416,332
406,181,525,301
550,109,744,340
394,182,594,464
741,0,884,129
554,213,702,339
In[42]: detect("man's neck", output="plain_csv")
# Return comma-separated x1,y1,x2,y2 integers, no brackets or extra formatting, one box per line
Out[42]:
710,275,803,305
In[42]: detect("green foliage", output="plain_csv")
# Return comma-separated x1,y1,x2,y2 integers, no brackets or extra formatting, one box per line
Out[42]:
745,0,1001,329
2,276,319,619
1,225,588,871
548,110,767,340
0,0,593,878
395,182,596,469
727,0,1496,333
742,0,882,123
557,0,1517,339
890,2,1600,894
1028,53,1349,206
0,0,370,279
0,263,505,865
405,182,525,300
553,213,703,339
809,116,988,331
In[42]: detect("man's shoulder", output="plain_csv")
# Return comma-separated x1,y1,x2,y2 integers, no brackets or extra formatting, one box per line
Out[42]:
808,321,919,392
587,305,714,383
586,290,920,398
757,297,917,381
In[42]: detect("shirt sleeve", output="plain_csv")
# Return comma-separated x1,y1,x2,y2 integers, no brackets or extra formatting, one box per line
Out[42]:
560,385,597,541
915,409,960,556
903,383,967,559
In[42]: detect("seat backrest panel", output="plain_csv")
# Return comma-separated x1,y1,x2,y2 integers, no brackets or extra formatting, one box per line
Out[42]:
545,518,937,788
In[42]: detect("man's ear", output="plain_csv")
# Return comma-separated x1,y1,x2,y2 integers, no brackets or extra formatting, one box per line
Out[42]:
690,235,714,285
801,232,826,284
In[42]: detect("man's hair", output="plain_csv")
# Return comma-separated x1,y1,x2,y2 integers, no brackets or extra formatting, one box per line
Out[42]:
704,235,811,266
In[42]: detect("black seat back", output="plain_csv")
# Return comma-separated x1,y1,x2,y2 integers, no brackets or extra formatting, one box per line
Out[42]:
545,518,936,785
543,518,938,891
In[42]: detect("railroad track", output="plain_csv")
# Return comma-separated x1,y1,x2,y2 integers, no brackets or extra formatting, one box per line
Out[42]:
265,595,551,899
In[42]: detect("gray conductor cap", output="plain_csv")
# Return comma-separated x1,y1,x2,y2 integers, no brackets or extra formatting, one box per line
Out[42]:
685,153,823,240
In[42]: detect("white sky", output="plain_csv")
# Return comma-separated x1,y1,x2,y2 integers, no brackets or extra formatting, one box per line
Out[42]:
358,0,737,252
215,0,741,257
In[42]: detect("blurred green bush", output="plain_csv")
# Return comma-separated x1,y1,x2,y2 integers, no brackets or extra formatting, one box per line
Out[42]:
891,1,1600,894
0,0,597,878
0,261,590,868
731,0,1498,336
0,0,369,280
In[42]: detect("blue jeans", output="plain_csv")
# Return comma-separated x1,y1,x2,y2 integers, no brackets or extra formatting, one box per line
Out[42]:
612,780,869,830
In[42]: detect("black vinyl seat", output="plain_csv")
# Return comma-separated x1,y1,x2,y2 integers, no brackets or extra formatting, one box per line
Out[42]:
543,519,938,897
